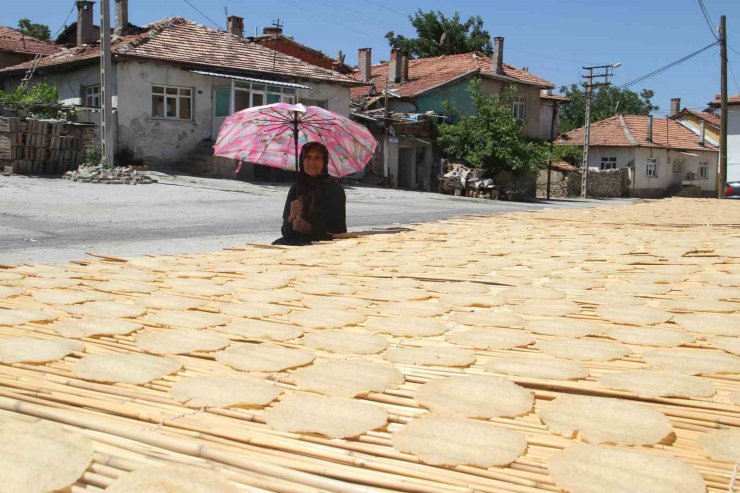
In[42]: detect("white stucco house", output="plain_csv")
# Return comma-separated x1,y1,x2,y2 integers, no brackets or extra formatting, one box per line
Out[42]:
556,114,719,198
708,95,740,182
0,6,363,177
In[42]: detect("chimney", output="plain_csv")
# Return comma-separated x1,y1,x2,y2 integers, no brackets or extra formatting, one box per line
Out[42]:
400,51,409,83
262,26,283,36
114,0,128,34
670,97,681,117
389,48,402,84
493,37,504,75
227,15,244,37
358,48,372,82
647,115,653,142
700,121,706,146
76,1,95,46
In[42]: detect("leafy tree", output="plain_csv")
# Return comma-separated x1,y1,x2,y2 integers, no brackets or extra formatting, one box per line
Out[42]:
558,84,658,132
0,82,65,119
386,10,493,58
436,79,549,176
553,145,582,166
16,18,51,41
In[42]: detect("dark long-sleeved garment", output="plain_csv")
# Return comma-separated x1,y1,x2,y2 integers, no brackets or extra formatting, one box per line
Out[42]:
278,177,347,245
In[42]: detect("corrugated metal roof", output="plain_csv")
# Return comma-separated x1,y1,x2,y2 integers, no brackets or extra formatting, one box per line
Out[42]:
190,70,312,90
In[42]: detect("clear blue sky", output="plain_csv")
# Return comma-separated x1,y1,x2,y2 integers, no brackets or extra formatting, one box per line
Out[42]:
3,0,740,114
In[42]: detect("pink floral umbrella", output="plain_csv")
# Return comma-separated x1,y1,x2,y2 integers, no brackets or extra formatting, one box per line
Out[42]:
213,102,378,177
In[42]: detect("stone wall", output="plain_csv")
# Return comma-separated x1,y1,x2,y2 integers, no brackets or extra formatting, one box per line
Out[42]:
536,169,569,198
568,168,628,198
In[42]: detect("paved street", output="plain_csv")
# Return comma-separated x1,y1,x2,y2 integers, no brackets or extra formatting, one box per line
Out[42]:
0,174,632,264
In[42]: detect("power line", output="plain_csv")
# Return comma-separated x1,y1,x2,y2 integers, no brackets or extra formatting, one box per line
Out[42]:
697,0,719,41
52,2,76,39
181,0,223,30
729,59,740,94
359,0,408,18
618,42,717,89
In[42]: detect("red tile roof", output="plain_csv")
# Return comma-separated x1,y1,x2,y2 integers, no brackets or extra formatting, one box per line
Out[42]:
556,115,718,152
709,95,740,106
551,161,579,173
0,18,360,85
349,52,553,99
0,26,63,56
680,109,720,128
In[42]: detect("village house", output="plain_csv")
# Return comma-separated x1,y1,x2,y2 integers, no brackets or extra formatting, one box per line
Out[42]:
668,97,720,147
708,94,740,182
349,38,557,190
0,1,363,177
556,114,719,198
0,26,62,69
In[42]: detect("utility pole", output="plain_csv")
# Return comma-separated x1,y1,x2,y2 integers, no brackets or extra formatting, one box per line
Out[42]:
718,15,728,198
100,0,114,167
580,63,620,197
547,99,559,200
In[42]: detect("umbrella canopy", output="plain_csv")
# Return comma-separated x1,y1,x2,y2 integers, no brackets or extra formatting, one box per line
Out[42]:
214,102,378,177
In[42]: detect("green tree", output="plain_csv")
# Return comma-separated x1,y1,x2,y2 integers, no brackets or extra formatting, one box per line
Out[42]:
16,18,51,41
385,10,493,58
437,79,549,176
558,84,658,132
553,145,582,166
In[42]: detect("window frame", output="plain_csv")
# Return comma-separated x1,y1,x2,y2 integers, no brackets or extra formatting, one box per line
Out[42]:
671,158,685,175
698,161,709,179
599,157,617,170
233,81,295,110
299,98,328,109
646,158,658,178
512,96,526,120
84,84,101,108
151,84,193,121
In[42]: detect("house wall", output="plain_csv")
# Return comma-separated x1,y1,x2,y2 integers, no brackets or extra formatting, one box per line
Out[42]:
539,100,560,141
0,52,33,70
728,105,740,181
296,81,350,117
679,114,720,144
382,135,432,190
584,146,636,171
3,64,115,106
630,147,718,197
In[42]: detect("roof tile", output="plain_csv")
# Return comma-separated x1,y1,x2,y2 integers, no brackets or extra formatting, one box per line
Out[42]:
0,26,63,56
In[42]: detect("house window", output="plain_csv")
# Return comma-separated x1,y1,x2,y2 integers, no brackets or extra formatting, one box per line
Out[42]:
512,96,526,120
646,158,658,177
600,157,617,170
672,159,685,174
234,82,294,110
699,161,709,179
84,85,100,107
152,85,192,120
300,98,328,109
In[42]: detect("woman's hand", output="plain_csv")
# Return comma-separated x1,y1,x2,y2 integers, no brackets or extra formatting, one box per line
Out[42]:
288,200,303,222
292,217,312,234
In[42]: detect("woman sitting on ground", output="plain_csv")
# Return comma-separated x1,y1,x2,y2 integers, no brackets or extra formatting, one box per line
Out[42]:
273,142,347,245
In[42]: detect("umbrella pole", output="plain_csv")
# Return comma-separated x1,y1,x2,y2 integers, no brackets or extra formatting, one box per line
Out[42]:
293,116,299,176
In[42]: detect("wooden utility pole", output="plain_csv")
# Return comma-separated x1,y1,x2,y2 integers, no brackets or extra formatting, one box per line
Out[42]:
718,15,728,198
547,100,559,200
100,0,114,167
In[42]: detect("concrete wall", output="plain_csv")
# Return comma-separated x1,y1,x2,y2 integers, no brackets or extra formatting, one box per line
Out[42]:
728,105,740,181
584,145,636,171
539,99,560,141
0,52,33,70
630,147,718,196
3,63,116,107
678,114,720,144
382,135,432,190
296,81,350,117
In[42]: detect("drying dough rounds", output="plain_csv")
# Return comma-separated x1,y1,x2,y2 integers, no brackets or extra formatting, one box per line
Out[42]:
485,357,589,380
365,287,431,301
415,375,533,418
708,336,740,355
73,353,181,384
543,279,602,291
644,349,740,375
364,316,447,337
549,444,705,493
170,375,282,408
52,317,142,338
0,286,21,299
509,299,581,317
595,305,673,326
525,318,605,337
392,416,526,467
296,281,357,296
446,328,534,350
105,465,240,493
218,301,291,318
288,308,366,329
501,286,565,300
0,337,83,364
21,277,80,289
672,313,740,336
383,346,475,367
684,286,740,301
66,301,146,319
135,329,229,355
0,420,94,493
216,343,314,372
374,301,449,317
597,370,716,398
302,330,387,354
135,294,208,310
537,338,631,361
698,428,740,462
302,295,371,310
450,310,525,328
222,320,303,341
87,280,158,294
291,359,403,397
264,392,388,438
661,298,737,313
0,308,58,325
426,281,490,295
438,293,506,307
162,279,232,296
539,394,672,446
608,283,672,295
573,292,645,307
233,288,302,303
606,326,693,347
145,310,230,330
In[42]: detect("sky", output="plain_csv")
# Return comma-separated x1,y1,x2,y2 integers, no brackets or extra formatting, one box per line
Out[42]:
3,0,740,115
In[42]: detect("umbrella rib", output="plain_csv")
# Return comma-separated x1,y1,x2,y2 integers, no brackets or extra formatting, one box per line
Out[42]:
247,125,294,166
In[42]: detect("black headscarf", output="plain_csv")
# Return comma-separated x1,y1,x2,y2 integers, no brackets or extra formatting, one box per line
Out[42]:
296,142,333,215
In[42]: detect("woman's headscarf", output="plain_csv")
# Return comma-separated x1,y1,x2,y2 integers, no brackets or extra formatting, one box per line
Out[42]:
296,142,333,215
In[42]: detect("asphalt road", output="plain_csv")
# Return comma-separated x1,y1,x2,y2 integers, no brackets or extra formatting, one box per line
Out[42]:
0,174,633,265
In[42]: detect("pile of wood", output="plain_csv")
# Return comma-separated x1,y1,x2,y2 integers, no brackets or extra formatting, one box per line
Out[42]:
0,198,738,493
0,116,97,175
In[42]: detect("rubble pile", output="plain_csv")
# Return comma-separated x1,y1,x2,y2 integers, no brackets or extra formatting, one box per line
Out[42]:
62,165,156,185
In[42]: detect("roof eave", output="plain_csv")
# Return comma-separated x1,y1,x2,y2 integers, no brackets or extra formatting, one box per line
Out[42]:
480,72,554,89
